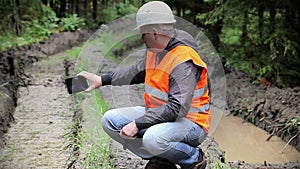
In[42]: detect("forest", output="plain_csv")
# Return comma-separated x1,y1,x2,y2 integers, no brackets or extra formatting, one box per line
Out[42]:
1,0,299,88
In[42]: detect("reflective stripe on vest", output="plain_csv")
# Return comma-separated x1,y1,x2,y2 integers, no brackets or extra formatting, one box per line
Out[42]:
189,103,210,113
193,85,208,99
145,82,209,100
144,45,211,133
145,84,210,113
145,84,168,101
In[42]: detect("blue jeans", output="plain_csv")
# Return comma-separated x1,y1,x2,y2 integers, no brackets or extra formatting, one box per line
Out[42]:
101,106,207,169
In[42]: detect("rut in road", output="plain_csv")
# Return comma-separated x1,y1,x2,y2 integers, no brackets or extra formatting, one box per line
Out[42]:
0,53,74,168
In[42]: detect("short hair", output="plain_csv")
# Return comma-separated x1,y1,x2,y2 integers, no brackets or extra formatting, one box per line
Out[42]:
158,24,174,31
157,24,174,37
143,24,175,37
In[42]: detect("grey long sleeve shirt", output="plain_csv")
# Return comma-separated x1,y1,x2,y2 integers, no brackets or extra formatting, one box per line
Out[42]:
101,29,204,130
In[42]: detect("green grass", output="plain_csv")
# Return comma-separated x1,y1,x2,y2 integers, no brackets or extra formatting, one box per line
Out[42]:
213,163,236,169
64,91,113,169
64,30,142,168
78,91,114,169
73,56,90,74
66,46,83,59
98,31,122,63
64,45,92,75
0,32,50,52
97,31,141,63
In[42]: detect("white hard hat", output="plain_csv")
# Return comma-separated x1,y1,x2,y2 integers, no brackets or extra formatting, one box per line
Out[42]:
135,1,176,29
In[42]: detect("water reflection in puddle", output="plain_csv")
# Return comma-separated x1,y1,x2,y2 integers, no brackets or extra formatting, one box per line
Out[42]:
212,113,300,164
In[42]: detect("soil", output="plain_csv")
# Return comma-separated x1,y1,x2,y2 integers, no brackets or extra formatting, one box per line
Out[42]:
94,52,300,169
0,30,90,138
0,30,90,168
226,69,300,152
0,53,74,168
0,30,299,169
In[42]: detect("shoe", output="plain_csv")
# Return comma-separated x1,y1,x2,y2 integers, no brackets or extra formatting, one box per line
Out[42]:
192,148,207,169
145,157,178,169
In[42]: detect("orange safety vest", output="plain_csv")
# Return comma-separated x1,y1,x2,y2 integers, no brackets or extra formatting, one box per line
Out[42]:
144,45,211,133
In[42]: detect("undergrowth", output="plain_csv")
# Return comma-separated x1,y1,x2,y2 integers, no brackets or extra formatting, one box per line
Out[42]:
79,91,113,169
64,45,113,168
65,91,113,169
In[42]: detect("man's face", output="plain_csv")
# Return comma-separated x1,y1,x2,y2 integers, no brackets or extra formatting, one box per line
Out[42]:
140,26,159,52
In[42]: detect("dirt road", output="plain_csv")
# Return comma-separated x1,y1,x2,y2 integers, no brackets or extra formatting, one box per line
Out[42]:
0,53,73,168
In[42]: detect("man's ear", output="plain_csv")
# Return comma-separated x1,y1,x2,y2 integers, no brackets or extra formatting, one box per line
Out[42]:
152,27,159,40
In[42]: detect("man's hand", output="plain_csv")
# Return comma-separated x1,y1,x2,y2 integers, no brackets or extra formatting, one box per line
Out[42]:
77,71,102,92
120,121,139,139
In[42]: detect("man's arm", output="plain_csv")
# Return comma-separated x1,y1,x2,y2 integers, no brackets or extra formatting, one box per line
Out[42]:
101,57,146,86
78,57,146,92
135,61,202,130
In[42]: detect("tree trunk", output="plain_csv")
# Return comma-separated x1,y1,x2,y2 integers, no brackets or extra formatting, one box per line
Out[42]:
176,6,181,17
84,0,89,12
75,0,79,14
71,0,76,14
269,7,276,35
101,0,105,7
258,5,264,39
41,0,47,5
84,0,89,18
49,0,54,9
59,0,67,17
214,19,223,49
92,0,97,21
241,12,248,46
14,0,21,35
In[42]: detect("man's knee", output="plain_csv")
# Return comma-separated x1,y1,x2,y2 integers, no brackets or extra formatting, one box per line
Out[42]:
101,109,116,131
101,109,132,132
143,128,170,156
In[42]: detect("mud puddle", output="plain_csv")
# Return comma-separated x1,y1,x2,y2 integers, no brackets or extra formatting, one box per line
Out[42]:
212,112,300,164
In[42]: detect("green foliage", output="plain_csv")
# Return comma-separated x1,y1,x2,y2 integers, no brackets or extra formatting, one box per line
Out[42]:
23,19,51,38
0,4,60,51
197,0,300,87
81,140,112,168
97,3,137,24
66,46,82,59
213,163,235,169
0,0,140,51
41,4,60,31
116,3,137,16
78,91,113,169
97,31,141,63
60,14,85,32
96,31,118,62
0,34,17,51
0,9,88,51
285,116,300,135
64,69,112,168
0,2,87,51
74,56,90,75
196,0,225,25
97,7,118,23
